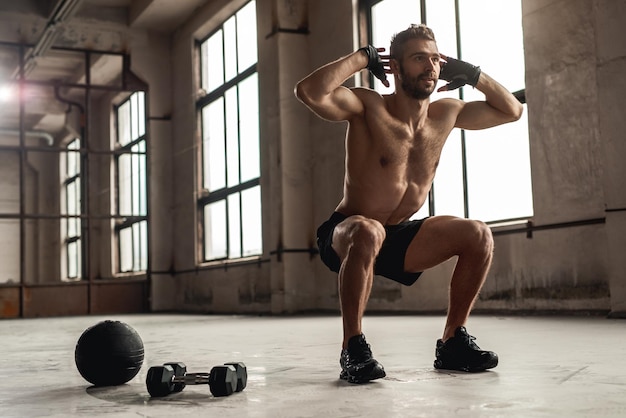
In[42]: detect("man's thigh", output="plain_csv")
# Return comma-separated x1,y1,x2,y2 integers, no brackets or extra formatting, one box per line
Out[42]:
404,215,479,272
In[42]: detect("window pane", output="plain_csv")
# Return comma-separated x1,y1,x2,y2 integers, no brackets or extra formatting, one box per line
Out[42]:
224,16,238,81
202,98,226,191
410,202,430,220
76,238,82,279
459,0,525,92
118,100,131,146
67,151,79,177
140,220,147,270
236,0,257,72
371,0,420,93
433,130,465,217
131,93,139,140
67,180,77,215
424,0,459,99
138,142,147,215
0,220,20,283
68,239,81,279
119,154,131,214
225,86,240,187
201,41,209,92
459,0,531,221
120,227,132,272
67,178,81,236
136,91,145,137
228,193,241,258
132,221,147,271
132,144,140,215
466,112,533,221
239,73,260,182
241,185,262,256
67,139,80,177
205,200,227,260
204,30,224,93
130,143,146,216
202,102,224,191
68,216,80,239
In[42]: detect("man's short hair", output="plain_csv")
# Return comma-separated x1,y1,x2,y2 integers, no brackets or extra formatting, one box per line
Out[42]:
390,24,437,59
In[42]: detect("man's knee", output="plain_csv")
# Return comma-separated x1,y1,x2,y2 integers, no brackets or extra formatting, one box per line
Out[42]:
334,216,385,259
468,219,494,256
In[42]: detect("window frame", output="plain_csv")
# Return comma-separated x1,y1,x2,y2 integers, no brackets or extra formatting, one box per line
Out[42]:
114,91,149,274
196,0,262,263
361,0,532,224
61,137,82,281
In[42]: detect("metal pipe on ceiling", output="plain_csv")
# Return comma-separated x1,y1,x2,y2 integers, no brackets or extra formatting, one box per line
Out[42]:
0,129,54,146
20,0,85,76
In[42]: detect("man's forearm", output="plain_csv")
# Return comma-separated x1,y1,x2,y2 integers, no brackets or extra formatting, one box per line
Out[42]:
295,50,366,104
475,72,524,121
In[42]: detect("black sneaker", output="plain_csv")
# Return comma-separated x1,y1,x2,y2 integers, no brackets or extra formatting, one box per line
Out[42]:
339,334,386,383
434,326,498,372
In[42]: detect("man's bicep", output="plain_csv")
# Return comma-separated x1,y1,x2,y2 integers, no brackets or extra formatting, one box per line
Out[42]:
306,86,364,122
455,101,517,130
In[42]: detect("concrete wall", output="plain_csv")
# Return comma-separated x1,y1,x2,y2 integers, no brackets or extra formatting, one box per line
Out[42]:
152,0,626,316
595,0,626,315
0,0,623,316
473,0,624,315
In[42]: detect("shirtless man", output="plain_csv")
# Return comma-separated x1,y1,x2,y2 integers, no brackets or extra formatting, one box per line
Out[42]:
295,24,523,383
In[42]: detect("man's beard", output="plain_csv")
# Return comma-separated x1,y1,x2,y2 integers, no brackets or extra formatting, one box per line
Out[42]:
399,63,435,100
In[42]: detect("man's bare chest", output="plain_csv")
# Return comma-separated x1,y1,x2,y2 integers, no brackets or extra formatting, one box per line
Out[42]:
369,122,446,171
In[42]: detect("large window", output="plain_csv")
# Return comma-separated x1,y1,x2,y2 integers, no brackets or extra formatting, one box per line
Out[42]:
198,0,262,262
115,91,148,273
62,138,81,280
367,0,532,223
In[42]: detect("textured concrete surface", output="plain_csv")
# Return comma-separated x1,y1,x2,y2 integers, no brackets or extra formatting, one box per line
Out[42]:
0,314,624,417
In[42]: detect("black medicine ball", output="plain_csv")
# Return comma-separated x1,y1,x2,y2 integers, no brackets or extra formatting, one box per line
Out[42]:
75,320,144,386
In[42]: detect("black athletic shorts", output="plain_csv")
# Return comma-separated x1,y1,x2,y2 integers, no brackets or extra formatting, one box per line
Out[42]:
316,212,427,286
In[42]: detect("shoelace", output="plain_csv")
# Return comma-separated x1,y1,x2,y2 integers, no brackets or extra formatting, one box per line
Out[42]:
459,332,481,350
348,338,373,363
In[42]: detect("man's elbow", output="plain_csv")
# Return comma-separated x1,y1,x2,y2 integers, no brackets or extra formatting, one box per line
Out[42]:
508,101,524,122
294,80,312,104
513,102,524,121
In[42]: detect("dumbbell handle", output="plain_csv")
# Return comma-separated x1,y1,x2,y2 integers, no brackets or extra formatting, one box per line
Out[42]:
171,372,211,385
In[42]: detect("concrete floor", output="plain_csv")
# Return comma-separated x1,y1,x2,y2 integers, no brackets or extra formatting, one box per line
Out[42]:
0,313,624,417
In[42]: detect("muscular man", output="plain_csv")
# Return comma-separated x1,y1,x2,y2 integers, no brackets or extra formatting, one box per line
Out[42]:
295,24,523,383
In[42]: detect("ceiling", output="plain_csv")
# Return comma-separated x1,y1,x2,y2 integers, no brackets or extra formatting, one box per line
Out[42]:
0,0,212,145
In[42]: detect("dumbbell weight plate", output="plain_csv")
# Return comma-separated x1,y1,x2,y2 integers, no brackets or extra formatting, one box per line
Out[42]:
224,362,247,392
208,365,238,397
146,365,176,397
164,362,187,392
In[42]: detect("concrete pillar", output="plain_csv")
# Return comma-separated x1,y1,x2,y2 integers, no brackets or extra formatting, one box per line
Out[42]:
262,0,317,313
596,0,626,316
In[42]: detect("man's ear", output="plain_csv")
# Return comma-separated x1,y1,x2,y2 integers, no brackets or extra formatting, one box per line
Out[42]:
389,58,400,74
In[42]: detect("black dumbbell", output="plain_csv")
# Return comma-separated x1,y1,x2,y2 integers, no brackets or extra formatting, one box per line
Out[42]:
224,362,247,392
146,362,247,398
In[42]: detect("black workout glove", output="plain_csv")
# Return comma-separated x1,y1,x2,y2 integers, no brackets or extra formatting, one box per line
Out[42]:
439,56,481,91
359,45,388,86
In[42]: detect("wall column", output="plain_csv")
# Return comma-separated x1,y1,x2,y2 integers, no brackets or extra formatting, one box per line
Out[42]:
261,0,317,313
596,0,626,316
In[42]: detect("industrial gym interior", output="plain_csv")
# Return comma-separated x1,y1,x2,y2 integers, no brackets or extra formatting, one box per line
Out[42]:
0,0,624,417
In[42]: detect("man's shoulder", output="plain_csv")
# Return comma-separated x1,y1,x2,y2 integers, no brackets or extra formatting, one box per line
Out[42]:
351,88,399,113
429,97,465,114
430,96,463,107
350,86,384,100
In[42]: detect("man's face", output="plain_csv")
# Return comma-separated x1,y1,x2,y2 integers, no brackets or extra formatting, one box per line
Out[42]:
395,39,441,100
